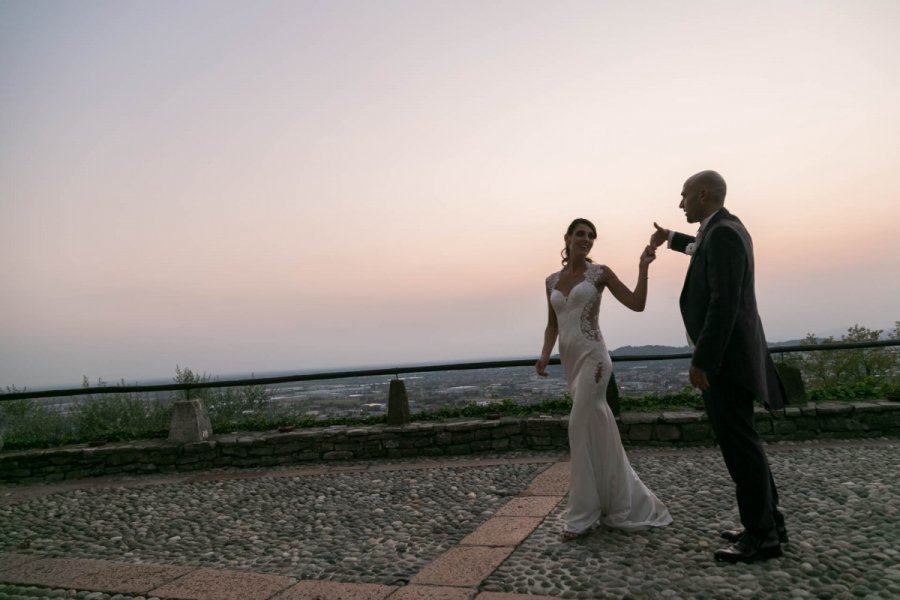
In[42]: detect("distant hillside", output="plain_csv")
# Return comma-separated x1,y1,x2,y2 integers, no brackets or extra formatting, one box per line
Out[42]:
612,338,823,356
768,339,807,347
611,345,690,356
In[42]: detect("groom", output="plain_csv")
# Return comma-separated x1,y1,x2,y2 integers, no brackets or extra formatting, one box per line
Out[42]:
650,170,787,564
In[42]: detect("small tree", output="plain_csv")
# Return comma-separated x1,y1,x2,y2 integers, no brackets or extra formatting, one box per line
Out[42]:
842,325,895,379
175,366,271,429
792,323,899,396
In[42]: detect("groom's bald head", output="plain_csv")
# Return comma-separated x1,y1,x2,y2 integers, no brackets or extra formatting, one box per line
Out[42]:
680,170,727,224
686,170,727,205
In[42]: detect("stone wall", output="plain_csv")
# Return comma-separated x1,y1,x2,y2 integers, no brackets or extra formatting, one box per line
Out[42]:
2,400,898,483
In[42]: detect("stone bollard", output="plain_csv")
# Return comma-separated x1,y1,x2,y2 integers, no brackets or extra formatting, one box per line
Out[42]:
168,398,213,443
775,363,806,404
387,379,410,426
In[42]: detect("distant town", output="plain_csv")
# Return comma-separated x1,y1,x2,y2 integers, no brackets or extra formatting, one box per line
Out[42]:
267,346,694,420
26,334,897,421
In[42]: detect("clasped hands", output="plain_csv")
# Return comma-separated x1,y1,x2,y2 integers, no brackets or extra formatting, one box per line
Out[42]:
648,222,670,250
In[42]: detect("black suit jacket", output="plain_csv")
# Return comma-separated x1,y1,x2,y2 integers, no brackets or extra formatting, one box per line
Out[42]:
672,208,786,410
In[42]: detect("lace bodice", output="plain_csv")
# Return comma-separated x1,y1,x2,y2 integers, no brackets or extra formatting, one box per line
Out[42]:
546,263,605,343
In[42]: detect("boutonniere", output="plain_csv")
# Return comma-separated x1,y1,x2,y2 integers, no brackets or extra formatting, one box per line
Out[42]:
685,242,698,256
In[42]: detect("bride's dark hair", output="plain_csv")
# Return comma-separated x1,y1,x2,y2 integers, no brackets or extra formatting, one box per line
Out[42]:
561,218,597,266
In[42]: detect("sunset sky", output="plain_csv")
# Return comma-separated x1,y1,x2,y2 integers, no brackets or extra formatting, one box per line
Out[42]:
2,0,898,389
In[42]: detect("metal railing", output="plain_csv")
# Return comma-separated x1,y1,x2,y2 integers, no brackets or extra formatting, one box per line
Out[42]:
1,340,897,403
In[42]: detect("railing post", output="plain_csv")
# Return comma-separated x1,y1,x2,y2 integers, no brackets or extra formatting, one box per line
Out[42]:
168,385,213,443
775,363,807,404
387,377,410,425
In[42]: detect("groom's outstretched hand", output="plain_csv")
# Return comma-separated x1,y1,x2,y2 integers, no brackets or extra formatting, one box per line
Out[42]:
689,365,709,391
650,222,669,249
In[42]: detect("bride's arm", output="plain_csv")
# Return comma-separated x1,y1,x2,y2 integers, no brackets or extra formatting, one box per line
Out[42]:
535,289,558,376
603,246,655,312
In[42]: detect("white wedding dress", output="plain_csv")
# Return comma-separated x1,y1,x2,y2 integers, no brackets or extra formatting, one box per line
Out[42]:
547,263,672,534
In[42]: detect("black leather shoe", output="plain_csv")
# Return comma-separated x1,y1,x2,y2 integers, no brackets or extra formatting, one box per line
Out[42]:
714,533,783,563
721,526,788,544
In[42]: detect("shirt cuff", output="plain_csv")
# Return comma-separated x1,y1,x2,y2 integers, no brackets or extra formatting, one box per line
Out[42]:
667,230,676,249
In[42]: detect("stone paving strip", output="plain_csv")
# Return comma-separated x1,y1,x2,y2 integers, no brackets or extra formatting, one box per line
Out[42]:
1,441,898,599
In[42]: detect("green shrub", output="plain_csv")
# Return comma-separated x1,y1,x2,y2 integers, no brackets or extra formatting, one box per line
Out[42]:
414,398,555,421
0,398,71,449
807,377,900,402
620,386,703,412
71,394,170,442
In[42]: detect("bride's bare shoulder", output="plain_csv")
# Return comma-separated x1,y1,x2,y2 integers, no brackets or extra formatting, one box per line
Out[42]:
590,262,609,275
545,270,561,287
593,263,615,284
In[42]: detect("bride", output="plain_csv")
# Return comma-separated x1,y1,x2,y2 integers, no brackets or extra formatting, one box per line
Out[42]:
535,218,672,539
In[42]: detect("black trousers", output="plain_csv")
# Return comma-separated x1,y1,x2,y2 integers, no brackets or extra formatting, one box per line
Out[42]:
703,374,784,544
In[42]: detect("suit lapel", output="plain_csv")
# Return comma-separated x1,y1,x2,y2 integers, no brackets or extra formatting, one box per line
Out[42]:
682,208,729,311
687,208,730,269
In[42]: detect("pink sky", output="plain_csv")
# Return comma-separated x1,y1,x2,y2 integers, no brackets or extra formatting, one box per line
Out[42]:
2,1,898,388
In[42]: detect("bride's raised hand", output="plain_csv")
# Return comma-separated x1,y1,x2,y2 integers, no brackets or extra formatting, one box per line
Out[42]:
640,244,656,267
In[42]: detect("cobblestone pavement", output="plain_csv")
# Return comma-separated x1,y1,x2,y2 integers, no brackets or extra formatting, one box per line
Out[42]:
0,439,898,599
